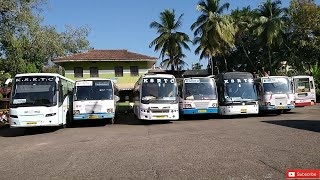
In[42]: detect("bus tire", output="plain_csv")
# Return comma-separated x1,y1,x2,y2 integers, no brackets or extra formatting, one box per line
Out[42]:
276,110,282,115
65,112,73,128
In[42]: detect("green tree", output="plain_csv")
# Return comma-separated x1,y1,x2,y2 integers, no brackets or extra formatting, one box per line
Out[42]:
149,9,191,71
192,62,203,70
0,0,91,75
251,0,285,75
191,0,237,74
286,0,320,72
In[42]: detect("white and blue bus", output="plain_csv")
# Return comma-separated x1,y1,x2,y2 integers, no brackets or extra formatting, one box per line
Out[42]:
73,79,119,124
216,72,259,115
9,73,75,128
178,77,218,115
133,74,179,121
255,76,295,114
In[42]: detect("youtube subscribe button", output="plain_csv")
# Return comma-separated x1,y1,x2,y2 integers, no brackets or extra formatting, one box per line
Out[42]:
286,170,320,179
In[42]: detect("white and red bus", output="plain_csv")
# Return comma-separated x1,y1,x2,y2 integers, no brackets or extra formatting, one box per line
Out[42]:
292,76,316,107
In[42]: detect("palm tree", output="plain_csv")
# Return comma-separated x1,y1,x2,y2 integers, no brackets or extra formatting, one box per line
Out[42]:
191,0,237,74
231,6,257,70
252,0,285,75
149,9,190,71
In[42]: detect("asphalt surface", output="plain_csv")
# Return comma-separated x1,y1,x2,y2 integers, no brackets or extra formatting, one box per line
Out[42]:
0,105,319,180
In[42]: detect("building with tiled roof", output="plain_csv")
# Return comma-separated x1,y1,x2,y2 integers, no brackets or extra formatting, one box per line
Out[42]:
52,49,157,101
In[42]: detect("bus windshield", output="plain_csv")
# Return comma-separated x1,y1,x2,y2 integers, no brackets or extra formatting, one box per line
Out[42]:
141,78,177,104
224,79,257,101
263,77,291,94
11,76,57,107
184,78,217,100
295,78,311,93
75,80,113,101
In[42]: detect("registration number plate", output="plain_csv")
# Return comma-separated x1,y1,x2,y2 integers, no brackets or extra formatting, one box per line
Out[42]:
198,110,207,113
277,106,285,109
155,116,167,118
88,115,99,119
27,122,37,125
241,109,247,113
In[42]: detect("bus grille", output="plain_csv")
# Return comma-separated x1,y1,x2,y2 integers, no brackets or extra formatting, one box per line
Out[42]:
194,102,209,109
275,98,287,106
85,105,102,113
150,109,170,113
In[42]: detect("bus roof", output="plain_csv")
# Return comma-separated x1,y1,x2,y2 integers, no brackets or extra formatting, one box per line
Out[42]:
292,75,312,79
259,76,289,79
75,78,114,82
14,73,75,83
142,73,175,79
217,72,253,79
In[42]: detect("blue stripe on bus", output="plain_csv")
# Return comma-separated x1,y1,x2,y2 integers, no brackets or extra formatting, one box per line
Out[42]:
259,105,295,111
73,113,115,120
181,108,218,115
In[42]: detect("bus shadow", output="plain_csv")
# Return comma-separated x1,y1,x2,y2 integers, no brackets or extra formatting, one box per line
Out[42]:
0,125,60,137
261,120,320,133
70,120,110,128
179,114,219,121
114,113,172,125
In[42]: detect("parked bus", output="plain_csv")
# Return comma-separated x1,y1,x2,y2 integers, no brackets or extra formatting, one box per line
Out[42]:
255,76,295,113
133,74,179,121
177,77,218,115
73,79,119,124
9,73,75,128
292,76,316,107
216,72,259,115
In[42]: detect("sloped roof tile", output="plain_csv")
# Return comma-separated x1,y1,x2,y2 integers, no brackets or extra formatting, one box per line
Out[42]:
53,50,157,62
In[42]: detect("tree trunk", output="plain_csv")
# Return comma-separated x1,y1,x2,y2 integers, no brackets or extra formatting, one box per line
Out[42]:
241,43,255,71
268,46,272,75
214,57,220,74
223,54,228,72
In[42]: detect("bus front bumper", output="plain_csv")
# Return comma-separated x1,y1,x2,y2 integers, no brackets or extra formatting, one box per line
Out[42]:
73,113,115,120
259,105,295,111
294,101,316,107
181,108,218,115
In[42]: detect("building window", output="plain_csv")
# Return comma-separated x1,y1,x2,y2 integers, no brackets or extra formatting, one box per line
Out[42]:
114,66,123,77
130,66,139,76
74,67,83,78
90,67,99,77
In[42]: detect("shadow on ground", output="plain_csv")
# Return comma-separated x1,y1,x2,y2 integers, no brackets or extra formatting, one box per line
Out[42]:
114,113,172,125
261,120,320,133
70,119,110,128
0,125,60,137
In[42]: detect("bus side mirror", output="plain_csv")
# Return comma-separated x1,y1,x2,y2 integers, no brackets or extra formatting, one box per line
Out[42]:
115,95,120,102
5,78,12,85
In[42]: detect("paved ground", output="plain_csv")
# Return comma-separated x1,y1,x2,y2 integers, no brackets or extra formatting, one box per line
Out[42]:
0,105,319,180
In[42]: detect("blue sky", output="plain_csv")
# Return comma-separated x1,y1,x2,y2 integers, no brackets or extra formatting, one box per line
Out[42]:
42,0,316,68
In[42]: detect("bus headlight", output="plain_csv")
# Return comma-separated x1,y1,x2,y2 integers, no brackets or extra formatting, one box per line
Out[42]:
185,104,192,109
265,102,271,106
73,110,80,115
107,108,114,113
140,109,150,113
45,113,56,117
212,103,218,107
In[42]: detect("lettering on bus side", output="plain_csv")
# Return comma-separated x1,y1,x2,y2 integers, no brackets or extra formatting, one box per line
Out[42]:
143,78,175,84
223,79,254,83
15,77,55,82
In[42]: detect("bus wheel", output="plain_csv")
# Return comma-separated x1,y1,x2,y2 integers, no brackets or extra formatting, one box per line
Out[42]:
276,110,282,115
65,113,73,128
